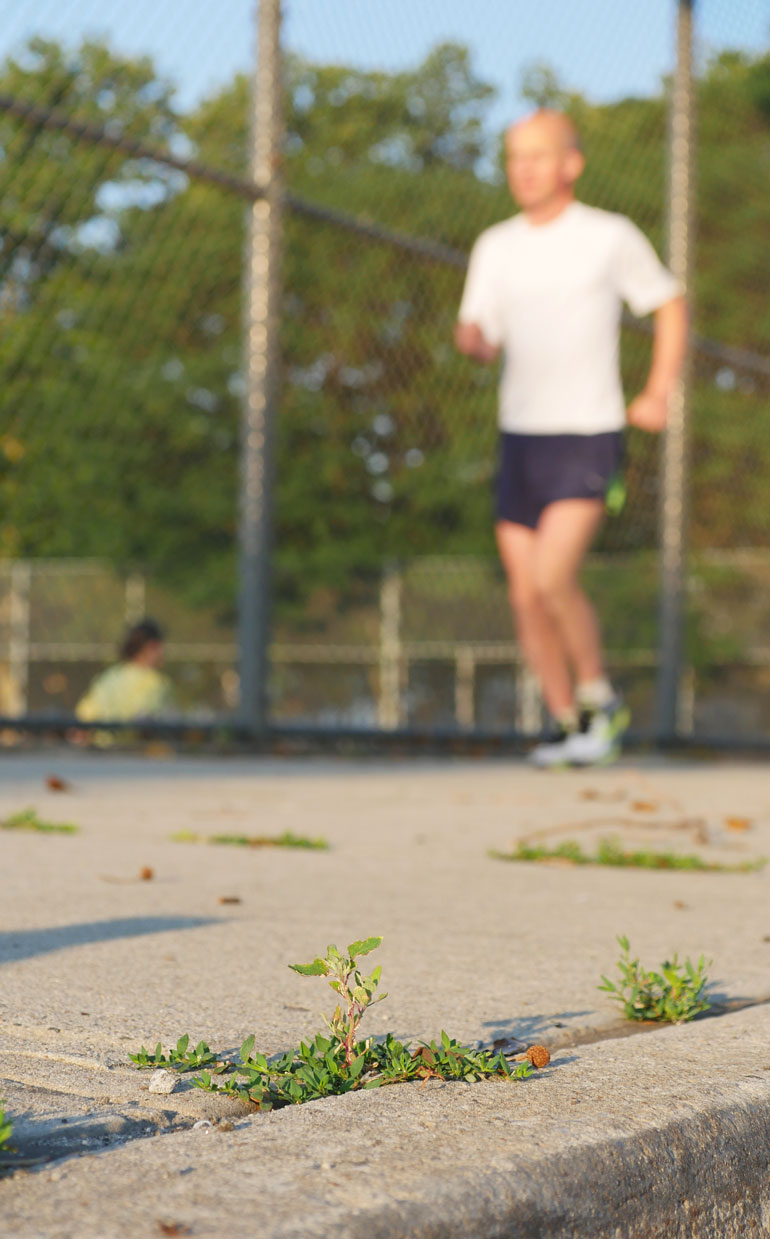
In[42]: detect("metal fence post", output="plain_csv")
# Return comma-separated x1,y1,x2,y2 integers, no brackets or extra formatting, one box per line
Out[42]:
378,565,403,729
454,647,476,731
237,0,284,735
8,560,31,717
656,0,695,742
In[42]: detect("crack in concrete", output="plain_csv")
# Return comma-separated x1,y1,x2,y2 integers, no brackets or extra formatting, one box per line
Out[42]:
4,993,770,1176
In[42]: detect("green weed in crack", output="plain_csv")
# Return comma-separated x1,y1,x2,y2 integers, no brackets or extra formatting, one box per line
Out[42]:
1,808,78,834
170,830,329,850
490,838,764,872
289,937,386,1066
129,1034,221,1072
599,935,712,1023
0,1100,12,1154
130,938,543,1110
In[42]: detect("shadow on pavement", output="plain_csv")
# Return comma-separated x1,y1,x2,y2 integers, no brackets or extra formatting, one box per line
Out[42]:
0,916,219,964
481,1010,595,1044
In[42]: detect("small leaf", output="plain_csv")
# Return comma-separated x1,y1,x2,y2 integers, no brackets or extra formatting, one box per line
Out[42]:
289,960,327,976
347,937,382,959
348,1052,367,1080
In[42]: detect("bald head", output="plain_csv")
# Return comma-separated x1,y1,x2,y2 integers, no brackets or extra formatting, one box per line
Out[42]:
505,109,585,220
507,109,581,154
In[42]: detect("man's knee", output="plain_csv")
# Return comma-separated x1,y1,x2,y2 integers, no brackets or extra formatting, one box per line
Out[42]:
533,565,573,615
507,579,542,623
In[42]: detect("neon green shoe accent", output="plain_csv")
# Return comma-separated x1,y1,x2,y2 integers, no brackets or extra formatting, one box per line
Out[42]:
605,474,626,517
608,704,631,739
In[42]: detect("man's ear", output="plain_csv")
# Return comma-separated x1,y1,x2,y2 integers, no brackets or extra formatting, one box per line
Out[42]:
565,148,585,185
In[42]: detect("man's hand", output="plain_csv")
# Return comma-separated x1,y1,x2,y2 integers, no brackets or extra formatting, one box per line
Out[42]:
627,389,669,433
628,296,687,432
454,321,499,363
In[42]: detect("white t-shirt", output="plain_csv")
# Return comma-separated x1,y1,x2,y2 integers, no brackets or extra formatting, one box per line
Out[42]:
458,201,681,435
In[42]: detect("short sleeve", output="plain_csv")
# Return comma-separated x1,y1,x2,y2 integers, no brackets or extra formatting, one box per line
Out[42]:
457,232,504,347
612,217,682,317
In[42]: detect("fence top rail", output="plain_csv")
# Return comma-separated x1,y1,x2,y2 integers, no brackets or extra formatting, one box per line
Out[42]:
0,92,467,269
3,549,770,578
7,640,766,670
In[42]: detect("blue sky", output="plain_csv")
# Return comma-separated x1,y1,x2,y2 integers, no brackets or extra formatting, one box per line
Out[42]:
2,0,768,128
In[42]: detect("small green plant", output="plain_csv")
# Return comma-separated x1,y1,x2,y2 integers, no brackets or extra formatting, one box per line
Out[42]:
290,937,385,1065
170,830,329,850
0,1100,12,1152
194,1029,531,1111
490,838,764,872
130,938,538,1111
599,935,712,1024
1,808,78,834
129,1034,222,1072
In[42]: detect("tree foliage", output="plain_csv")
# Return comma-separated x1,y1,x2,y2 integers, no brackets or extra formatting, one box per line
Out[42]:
0,38,768,633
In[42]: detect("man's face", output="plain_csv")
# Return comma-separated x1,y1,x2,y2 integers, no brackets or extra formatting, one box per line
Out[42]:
506,119,582,210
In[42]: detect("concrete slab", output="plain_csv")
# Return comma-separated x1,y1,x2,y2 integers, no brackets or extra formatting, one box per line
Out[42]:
3,1005,770,1238
1,753,770,1236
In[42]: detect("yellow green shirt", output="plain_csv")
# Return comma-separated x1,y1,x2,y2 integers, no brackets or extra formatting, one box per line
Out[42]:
75,663,172,722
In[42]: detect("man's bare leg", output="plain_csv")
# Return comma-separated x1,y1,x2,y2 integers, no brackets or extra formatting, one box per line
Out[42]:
495,520,574,719
532,498,607,688
532,497,628,764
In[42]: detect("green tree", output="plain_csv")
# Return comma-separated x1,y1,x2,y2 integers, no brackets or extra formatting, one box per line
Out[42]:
1,36,768,648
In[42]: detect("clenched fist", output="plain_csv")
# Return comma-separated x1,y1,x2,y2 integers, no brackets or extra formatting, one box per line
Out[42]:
454,321,500,364
627,390,669,433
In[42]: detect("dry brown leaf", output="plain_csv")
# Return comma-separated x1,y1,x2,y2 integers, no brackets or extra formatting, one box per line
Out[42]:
580,788,626,803
673,900,687,909
631,800,658,813
99,869,153,884
725,816,752,832
46,774,71,792
218,896,242,905
157,1225,191,1238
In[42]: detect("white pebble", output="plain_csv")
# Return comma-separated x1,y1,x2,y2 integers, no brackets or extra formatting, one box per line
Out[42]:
148,1069,179,1095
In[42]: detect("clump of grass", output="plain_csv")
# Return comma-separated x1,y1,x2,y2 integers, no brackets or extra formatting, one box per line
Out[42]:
195,1028,533,1110
599,935,712,1024
130,938,542,1111
170,830,328,850
1,808,78,834
129,1035,219,1072
0,1100,12,1152
490,837,764,872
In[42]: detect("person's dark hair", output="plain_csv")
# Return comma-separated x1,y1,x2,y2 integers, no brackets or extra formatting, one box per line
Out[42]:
120,618,165,663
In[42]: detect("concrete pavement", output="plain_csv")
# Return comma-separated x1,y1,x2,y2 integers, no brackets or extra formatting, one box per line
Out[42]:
1,752,769,1236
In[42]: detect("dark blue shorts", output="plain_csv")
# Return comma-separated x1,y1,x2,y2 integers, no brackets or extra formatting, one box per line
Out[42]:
495,431,624,530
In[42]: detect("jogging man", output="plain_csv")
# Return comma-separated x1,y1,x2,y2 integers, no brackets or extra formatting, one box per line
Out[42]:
455,110,688,766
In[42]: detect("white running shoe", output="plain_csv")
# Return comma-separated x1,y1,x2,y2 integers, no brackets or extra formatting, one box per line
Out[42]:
529,725,575,769
566,700,631,766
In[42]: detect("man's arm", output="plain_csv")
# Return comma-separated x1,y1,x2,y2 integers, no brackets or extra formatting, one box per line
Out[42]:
454,321,500,364
627,294,688,432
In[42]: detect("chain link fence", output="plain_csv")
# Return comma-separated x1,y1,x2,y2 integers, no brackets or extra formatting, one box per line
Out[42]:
0,1,768,741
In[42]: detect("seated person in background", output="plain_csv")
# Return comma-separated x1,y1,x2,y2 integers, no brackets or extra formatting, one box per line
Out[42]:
75,618,173,722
